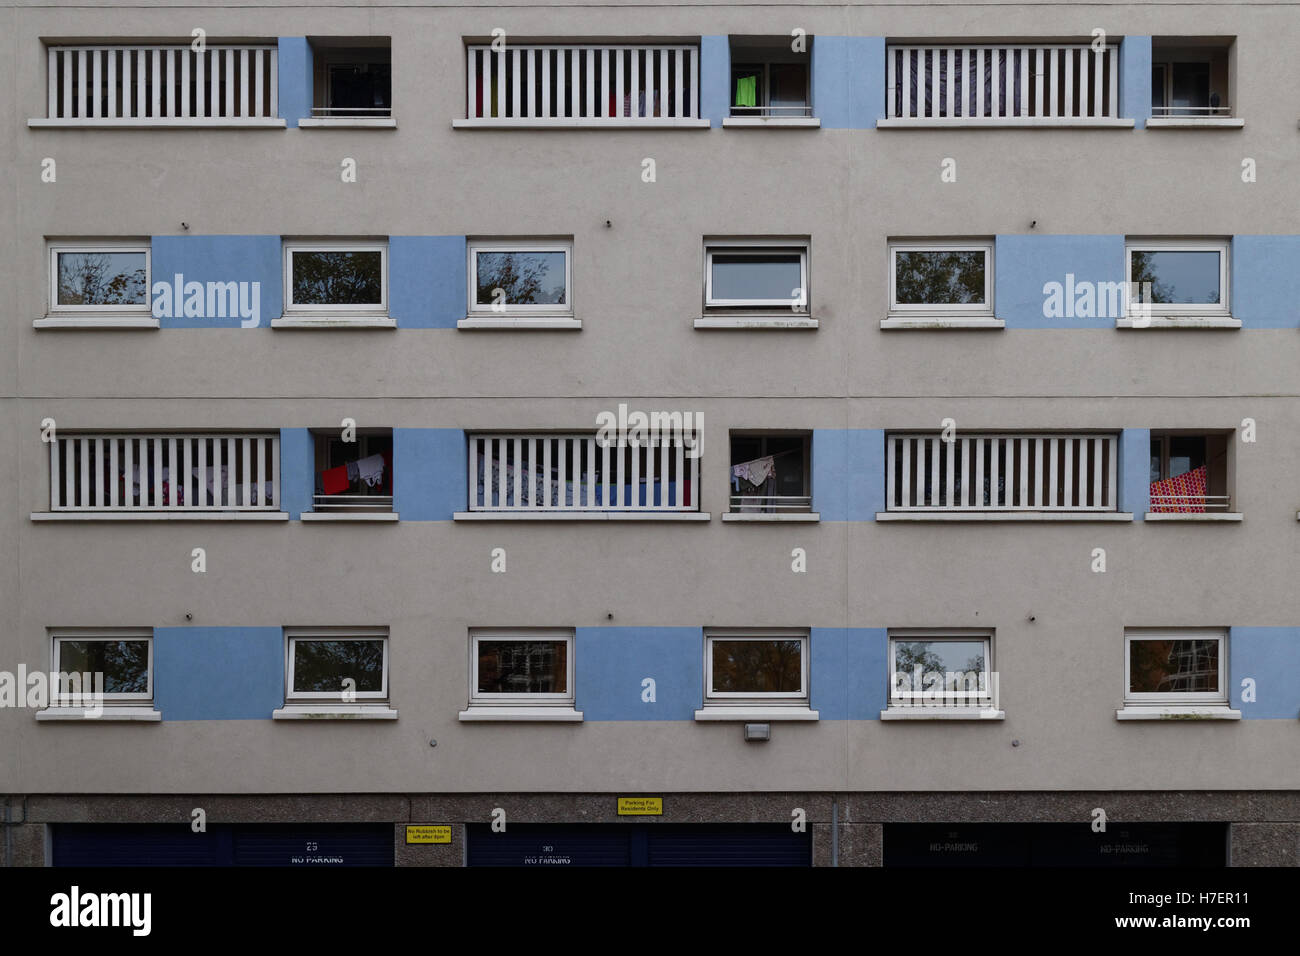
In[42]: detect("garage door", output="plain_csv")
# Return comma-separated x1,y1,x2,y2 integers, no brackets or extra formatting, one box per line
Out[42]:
50,823,394,867
467,823,811,867
883,822,1228,867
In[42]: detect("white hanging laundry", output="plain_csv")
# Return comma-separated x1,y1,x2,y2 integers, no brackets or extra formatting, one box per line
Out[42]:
357,454,385,488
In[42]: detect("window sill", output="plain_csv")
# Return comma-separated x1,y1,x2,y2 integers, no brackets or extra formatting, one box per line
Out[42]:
722,117,820,128
271,316,396,329
457,317,581,330
298,117,397,129
454,511,709,522
34,316,159,329
1116,706,1241,721
723,512,820,522
1145,512,1242,522
300,512,399,522
880,707,1005,720
36,707,161,722
1148,117,1244,129
694,707,819,722
876,117,1135,129
272,705,398,720
876,511,1133,522
32,511,289,522
880,316,1004,330
1116,316,1240,329
693,316,818,330
452,118,711,129
28,118,287,129
458,706,583,722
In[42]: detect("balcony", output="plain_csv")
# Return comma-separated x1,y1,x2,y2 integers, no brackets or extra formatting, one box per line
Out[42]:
882,433,1127,520
881,43,1130,127
32,44,282,127
456,43,707,128
37,433,283,520
458,433,706,520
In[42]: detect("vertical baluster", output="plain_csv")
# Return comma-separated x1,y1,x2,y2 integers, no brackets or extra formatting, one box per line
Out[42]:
466,47,477,118
224,438,236,507
76,49,87,119
616,48,625,118
991,48,1001,118
556,48,566,119
660,431,670,507
1092,438,1103,507
182,436,193,508
193,44,203,118
945,49,954,118
961,49,971,117
601,437,612,509
1033,438,1044,508
208,48,218,119
252,49,261,117
1048,438,1059,508
527,49,537,118
270,436,279,507
211,438,223,507
629,48,639,118
1018,47,1028,118
689,46,697,117
571,48,581,117
1034,48,1043,117
224,49,234,119
164,438,176,509
973,438,984,507
1092,47,1102,118
148,48,159,118
900,48,911,118
135,49,146,118
91,49,102,118
542,49,551,119
108,50,117,118
1064,48,1074,119
62,49,75,118
269,47,277,116
944,434,955,508
975,48,984,117
1107,436,1118,508
166,48,176,117
901,438,912,508
197,438,207,509
467,437,478,508
962,437,972,507
256,437,266,507
616,433,626,507
588,438,598,508
688,443,699,511
886,437,897,509
586,48,595,117
1063,438,1074,508
90,438,103,507
526,438,537,506
675,437,686,509
1078,46,1089,118
990,438,1002,508
123,440,134,509
571,437,581,508
50,438,62,509
674,48,683,118
927,438,939,508
512,48,521,117
644,428,657,507
494,438,506,507
1108,47,1118,117
240,437,251,507
658,47,668,117
510,438,521,509
886,46,896,118
599,48,609,118
1048,49,1058,117
1018,438,1029,508
49,48,60,118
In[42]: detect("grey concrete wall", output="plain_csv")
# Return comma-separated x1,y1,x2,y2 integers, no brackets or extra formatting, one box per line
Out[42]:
4,2,1300,801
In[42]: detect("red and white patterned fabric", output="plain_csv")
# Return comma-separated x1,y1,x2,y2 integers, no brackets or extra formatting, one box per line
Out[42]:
1149,464,1207,513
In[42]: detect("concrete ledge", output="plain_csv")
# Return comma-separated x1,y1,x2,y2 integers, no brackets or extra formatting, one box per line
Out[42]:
29,118,287,128
694,316,818,329
32,511,289,521
723,513,820,522
876,512,1133,522
880,708,1005,720
877,117,1135,128
1147,117,1244,128
1116,706,1242,721
1144,512,1242,522
273,706,398,720
36,707,161,721
457,317,581,330
694,708,819,721
880,316,1004,330
453,118,710,129
1116,316,1240,329
722,117,820,128
298,118,397,128
34,316,159,329
458,707,583,722
454,511,710,521
271,316,396,329
300,512,400,522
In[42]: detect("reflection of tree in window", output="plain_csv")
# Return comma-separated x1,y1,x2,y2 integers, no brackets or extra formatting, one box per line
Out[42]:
712,640,801,693
1130,639,1218,694
895,251,985,305
293,640,384,693
1130,251,1219,305
58,253,147,306
293,251,382,305
59,640,150,693
894,641,985,692
475,252,566,305
479,641,566,693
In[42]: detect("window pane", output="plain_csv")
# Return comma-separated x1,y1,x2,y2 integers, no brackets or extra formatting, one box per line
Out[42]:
894,251,986,305
292,640,384,693
1150,65,1166,110
711,639,802,693
327,63,391,112
732,66,761,107
57,640,149,694
711,253,801,302
57,252,148,306
1149,438,1163,482
1129,639,1219,694
475,251,567,306
892,640,987,692
769,64,808,109
292,250,383,305
1129,250,1220,305
1170,63,1209,111
478,640,568,694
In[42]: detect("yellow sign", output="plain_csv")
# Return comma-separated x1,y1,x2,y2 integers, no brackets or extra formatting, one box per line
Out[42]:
406,825,452,844
617,797,663,816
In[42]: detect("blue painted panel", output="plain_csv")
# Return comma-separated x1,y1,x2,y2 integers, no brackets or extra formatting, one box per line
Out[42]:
1231,236,1300,328
812,36,884,129
995,235,1125,329
154,627,283,720
277,37,313,128
150,235,281,328
1119,428,1150,519
1120,36,1151,129
576,627,703,720
700,36,729,126
279,428,314,519
1231,627,1300,718
812,429,883,521
389,236,466,329
810,628,888,719
393,428,465,520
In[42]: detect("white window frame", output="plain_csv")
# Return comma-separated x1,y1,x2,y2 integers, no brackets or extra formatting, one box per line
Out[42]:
285,627,389,703
703,629,809,704
50,629,153,705
467,240,573,317
469,628,576,706
704,240,809,310
887,629,993,706
283,241,388,315
49,242,152,315
1124,627,1227,706
1124,239,1230,317
888,240,994,316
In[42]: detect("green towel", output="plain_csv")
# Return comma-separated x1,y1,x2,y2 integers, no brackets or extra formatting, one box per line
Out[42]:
735,74,758,108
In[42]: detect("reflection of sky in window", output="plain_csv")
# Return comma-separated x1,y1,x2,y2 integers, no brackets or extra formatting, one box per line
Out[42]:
57,252,148,305
896,640,986,674
1135,251,1221,304
476,252,566,304
712,255,801,301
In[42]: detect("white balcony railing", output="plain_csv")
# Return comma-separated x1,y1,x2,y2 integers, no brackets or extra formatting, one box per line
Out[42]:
729,494,812,513
887,433,1118,512
42,44,279,125
469,434,698,512
885,44,1121,125
462,44,701,125
50,434,280,511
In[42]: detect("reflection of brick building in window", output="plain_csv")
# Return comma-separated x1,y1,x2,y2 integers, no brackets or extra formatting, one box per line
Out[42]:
1156,640,1218,693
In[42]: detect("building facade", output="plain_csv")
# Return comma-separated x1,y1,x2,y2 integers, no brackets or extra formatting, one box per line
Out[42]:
3,0,1300,867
